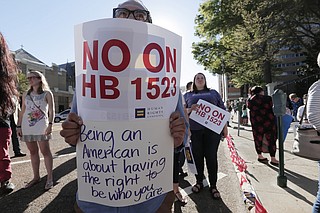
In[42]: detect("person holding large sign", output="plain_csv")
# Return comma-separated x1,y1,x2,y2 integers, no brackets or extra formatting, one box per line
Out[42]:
60,0,187,212
184,73,228,200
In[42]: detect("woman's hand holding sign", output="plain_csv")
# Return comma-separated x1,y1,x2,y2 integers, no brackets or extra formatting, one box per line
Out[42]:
191,104,198,111
187,104,198,115
61,111,186,148
60,112,83,146
169,111,186,148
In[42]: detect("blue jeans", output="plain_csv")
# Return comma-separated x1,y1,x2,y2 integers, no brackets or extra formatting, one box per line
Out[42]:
313,161,320,213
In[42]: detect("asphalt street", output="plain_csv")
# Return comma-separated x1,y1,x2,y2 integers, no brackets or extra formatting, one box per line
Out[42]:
0,123,248,213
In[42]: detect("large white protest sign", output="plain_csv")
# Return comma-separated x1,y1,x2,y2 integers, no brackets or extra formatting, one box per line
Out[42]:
189,99,230,134
74,18,181,207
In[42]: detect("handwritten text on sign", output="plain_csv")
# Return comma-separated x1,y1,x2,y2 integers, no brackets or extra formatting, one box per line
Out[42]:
76,120,171,207
74,19,181,207
189,99,230,134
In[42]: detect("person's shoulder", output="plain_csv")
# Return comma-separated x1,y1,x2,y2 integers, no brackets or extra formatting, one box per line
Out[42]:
308,80,320,96
310,80,320,90
209,89,219,94
184,91,192,97
263,94,272,99
44,90,53,95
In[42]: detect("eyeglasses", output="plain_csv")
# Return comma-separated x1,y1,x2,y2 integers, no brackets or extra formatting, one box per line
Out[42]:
113,8,150,22
27,76,40,80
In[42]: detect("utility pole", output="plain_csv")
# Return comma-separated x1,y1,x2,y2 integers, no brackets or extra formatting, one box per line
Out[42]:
272,89,287,188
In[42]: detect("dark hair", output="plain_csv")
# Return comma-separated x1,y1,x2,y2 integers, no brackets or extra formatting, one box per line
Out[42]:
303,94,308,99
250,86,263,95
192,73,209,93
186,81,192,90
0,32,19,118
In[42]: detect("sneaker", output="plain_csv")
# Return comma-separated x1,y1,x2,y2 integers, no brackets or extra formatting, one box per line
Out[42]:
14,152,27,158
179,172,188,178
1,181,15,194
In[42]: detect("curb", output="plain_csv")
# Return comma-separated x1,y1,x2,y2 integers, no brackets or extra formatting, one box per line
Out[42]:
226,135,268,213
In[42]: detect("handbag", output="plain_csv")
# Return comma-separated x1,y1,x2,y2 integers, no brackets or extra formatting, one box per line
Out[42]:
292,104,320,160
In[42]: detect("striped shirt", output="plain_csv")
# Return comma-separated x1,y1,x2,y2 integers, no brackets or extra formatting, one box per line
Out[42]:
307,80,320,130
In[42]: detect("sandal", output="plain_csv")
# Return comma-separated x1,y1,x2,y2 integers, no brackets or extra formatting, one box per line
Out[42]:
175,191,187,204
191,183,203,194
45,180,54,190
210,187,221,200
258,158,268,163
24,178,41,189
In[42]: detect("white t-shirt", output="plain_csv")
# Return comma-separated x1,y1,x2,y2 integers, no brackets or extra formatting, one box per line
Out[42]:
297,105,305,121
307,80,320,130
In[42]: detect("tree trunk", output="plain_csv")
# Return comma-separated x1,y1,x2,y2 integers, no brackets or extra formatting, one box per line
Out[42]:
263,60,272,84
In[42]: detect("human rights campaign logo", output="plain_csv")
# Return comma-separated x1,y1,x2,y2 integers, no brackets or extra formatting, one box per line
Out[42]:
135,108,146,118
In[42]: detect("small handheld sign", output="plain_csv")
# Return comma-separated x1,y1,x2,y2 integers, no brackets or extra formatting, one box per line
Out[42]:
189,99,230,134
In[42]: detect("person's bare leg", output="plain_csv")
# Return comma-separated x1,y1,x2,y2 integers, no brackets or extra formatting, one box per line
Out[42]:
24,142,41,188
39,140,53,188
26,142,41,180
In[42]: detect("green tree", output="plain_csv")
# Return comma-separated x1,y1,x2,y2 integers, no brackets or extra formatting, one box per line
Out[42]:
17,72,28,94
192,0,320,88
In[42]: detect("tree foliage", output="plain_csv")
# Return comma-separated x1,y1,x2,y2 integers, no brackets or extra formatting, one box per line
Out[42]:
17,72,28,94
192,0,320,88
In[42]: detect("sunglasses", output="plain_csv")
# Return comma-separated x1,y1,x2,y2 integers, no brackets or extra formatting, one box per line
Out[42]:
113,8,151,23
27,76,40,80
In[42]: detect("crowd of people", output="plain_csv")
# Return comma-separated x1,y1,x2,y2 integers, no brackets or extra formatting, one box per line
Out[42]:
1,0,319,212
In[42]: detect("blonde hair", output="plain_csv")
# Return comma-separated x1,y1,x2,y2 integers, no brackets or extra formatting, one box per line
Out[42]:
27,70,50,94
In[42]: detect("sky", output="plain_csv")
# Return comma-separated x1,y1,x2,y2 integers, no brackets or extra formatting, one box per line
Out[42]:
0,0,219,91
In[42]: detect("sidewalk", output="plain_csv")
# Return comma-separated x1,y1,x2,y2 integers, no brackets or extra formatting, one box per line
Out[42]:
227,118,318,213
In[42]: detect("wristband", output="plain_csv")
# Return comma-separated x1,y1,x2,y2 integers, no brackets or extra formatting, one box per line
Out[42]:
16,126,21,128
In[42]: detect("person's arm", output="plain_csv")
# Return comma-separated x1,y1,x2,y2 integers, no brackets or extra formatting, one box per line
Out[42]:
212,90,228,136
213,90,226,110
186,104,198,115
296,106,304,121
171,92,188,150
16,92,26,137
60,94,82,146
45,91,55,135
184,92,197,115
60,112,83,146
170,111,185,149
307,81,320,131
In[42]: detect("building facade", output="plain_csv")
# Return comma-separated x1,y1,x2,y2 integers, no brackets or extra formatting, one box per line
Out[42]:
13,48,74,113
